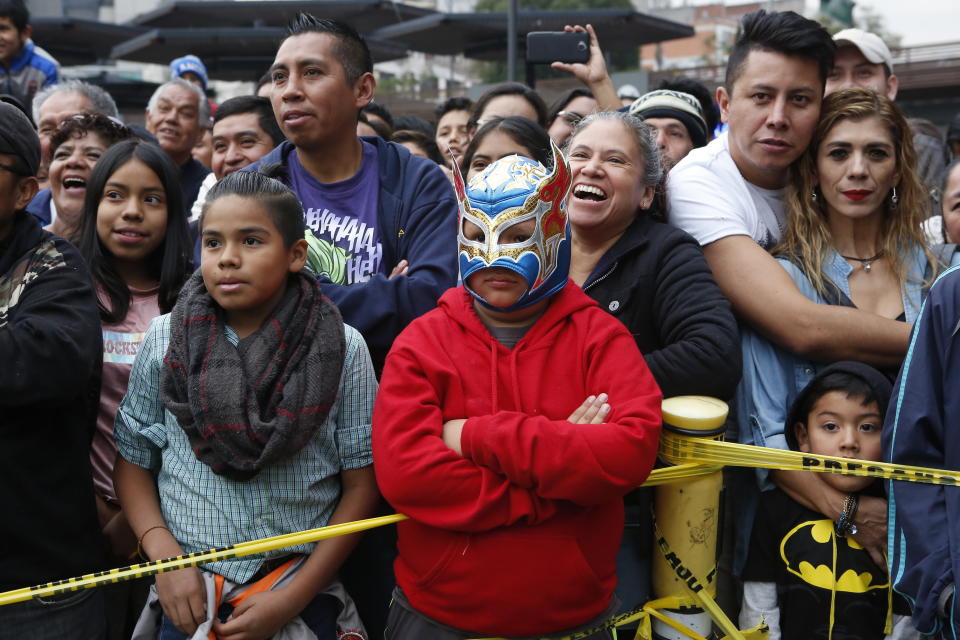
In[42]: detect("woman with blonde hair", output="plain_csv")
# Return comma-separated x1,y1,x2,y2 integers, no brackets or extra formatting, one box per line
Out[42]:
734,87,959,589
778,87,945,315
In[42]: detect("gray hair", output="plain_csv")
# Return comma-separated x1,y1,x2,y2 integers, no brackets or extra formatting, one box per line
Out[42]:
32,79,119,124
566,111,663,189
146,78,210,125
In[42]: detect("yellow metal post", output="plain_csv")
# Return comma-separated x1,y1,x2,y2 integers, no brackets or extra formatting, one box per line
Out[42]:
652,396,728,639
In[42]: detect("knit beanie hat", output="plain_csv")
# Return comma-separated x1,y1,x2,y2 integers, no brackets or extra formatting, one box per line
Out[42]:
629,89,708,148
170,55,209,91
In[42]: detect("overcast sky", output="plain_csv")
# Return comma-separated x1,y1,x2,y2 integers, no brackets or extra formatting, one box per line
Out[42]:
829,0,957,47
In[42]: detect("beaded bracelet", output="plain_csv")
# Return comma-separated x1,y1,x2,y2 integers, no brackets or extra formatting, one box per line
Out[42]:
835,494,859,537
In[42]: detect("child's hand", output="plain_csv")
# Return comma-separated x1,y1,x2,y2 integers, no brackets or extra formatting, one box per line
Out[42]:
442,419,467,455
156,566,207,634
212,590,298,640
567,394,610,424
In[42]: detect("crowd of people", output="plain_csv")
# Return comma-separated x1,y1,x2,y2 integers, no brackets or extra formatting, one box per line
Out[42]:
2,0,960,638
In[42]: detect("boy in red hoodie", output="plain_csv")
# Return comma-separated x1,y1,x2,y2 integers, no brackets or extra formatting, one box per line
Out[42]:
372,147,663,639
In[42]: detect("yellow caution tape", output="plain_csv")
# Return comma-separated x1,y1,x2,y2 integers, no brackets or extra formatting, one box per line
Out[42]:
653,516,769,640
469,520,767,640
3,426,955,640
468,595,755,640
660,432,960,486
0,514,407,607
641,463,724,486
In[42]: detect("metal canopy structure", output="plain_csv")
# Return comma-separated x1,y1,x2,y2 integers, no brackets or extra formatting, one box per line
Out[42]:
101,3,694,82
369,9,695,61
128,0,435,31
31,17,146,66
110,0,430,81
110,27,409,81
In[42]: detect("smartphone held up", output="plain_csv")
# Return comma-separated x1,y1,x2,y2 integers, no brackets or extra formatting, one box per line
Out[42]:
526,31,590,64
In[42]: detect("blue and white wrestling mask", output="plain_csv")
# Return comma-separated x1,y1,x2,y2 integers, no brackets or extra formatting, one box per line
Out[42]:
453,142,572,312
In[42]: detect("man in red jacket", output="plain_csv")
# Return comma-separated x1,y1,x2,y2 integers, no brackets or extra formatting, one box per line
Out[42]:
372,149,663,639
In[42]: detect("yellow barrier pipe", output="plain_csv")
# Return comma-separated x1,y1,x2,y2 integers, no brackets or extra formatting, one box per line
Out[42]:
652,396,729,640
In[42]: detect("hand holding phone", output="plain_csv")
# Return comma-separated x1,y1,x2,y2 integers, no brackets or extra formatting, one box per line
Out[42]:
548,24,622,113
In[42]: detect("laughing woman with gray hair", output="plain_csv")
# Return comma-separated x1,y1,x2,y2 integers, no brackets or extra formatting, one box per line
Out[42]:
565,110,741,611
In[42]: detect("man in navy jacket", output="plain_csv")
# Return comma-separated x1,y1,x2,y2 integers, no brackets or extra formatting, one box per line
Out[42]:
885,265,960,639
251,14,457,372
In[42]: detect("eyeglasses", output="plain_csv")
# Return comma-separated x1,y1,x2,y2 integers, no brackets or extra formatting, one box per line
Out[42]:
556,111,585,127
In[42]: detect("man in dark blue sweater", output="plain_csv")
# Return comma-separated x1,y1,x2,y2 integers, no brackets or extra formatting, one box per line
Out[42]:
885,265,960,640
252,13,457,373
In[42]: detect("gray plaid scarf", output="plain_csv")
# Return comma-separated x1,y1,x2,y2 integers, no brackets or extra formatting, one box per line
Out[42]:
161,271,345,481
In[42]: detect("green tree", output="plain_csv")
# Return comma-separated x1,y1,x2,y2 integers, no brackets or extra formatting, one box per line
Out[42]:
819,0,854,28
473,0,637,84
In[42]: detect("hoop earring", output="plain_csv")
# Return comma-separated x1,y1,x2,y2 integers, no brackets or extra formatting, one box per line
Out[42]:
890,186,899,208
811,188,818,202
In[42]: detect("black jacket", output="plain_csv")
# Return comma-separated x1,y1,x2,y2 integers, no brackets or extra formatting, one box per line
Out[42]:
582,214,741,399
0,212,104,590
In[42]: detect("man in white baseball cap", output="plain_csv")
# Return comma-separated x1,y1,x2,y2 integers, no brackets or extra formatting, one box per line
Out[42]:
826,28,898,100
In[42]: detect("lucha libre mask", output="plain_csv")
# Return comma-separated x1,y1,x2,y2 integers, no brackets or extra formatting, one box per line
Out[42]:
453,142,572,312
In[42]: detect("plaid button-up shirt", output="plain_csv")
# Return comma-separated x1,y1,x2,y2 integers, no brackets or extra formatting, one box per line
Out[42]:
115,313,376,583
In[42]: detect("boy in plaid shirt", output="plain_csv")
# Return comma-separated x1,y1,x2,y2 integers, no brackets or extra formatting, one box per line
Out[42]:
115,171,378,639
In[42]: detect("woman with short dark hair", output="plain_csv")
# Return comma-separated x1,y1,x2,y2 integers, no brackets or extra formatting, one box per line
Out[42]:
566,110,741,614
35,113,132,240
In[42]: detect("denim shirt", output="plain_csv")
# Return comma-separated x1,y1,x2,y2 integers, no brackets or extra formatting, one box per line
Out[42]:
729,243,958,575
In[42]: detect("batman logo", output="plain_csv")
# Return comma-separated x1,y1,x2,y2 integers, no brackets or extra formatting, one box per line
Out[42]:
778,520,888,593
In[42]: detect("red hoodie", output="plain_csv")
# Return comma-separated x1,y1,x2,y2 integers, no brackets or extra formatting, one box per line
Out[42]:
373,283,662,636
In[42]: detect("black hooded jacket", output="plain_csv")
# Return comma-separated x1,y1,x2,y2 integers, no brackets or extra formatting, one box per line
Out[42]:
582,214,741,399
0,211,104,589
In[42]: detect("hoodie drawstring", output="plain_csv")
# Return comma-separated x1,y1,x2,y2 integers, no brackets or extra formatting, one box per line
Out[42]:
827,529,837,640
509,349,522,412
884,560,894,634
828,528,894,639
489,338,499,413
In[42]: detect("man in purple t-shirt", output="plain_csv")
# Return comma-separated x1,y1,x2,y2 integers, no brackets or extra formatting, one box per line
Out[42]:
256,13,457,371
253,13,458,637
288,139,382,285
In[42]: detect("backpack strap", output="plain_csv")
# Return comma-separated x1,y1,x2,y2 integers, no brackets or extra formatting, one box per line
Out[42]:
210,557,299,637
